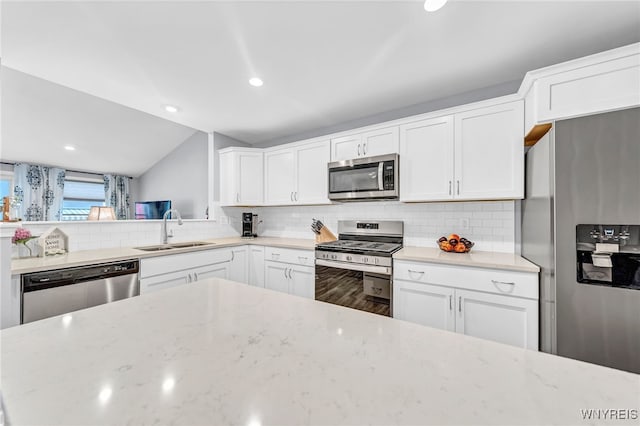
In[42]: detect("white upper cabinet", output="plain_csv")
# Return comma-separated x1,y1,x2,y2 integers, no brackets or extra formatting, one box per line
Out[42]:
219,148,264,206
400,100,523,202
265,140,330,205
521,43,640,134
331,126,399,161
295,140,330,204
264,148,295,205
400,116,454,202
454,100,524,200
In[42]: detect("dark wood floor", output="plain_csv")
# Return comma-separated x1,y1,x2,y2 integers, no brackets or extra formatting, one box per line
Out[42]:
315,266,390,317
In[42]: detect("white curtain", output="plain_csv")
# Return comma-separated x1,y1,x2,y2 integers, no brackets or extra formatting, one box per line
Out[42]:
104,174,131,220
13,163,66,221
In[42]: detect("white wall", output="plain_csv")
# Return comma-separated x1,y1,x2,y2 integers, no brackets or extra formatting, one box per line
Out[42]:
137,131,209,219
222,200,516,253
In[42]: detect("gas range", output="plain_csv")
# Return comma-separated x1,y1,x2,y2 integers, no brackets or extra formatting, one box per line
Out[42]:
315,220,403,274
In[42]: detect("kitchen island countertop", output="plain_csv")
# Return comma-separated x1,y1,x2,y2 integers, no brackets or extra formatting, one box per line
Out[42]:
2,278,637,425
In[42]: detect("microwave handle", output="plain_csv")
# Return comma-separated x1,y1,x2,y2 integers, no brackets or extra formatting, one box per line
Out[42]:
378,162,384,190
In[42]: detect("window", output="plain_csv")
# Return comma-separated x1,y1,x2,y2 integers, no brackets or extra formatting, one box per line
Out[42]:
0,171,13,200
62,179,106,221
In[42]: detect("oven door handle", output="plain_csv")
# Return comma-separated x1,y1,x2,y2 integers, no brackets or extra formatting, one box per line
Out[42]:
316,258,391,276
378,162,384,190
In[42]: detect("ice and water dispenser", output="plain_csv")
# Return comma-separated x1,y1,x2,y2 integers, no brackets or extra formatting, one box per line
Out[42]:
576,224,640,289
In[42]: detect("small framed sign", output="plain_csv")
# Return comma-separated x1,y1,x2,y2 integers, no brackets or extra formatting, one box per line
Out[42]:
37,227,69,256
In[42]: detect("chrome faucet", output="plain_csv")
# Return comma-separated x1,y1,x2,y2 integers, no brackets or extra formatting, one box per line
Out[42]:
162,208,183,244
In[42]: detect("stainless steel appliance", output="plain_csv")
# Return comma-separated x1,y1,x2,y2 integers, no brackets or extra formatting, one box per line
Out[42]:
521,107,640,373
315,220,403,316
22,260,140,323
328,154,398,201
242,212,259,238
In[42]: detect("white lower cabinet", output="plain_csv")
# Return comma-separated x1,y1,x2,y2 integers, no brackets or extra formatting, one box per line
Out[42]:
265,262,290,294
248,246,265,287
228,246,248,283
264,261,314,299
263,246,315,299
454,288,538,349
393,260,539,350
140,248,235,294
394,280,455,331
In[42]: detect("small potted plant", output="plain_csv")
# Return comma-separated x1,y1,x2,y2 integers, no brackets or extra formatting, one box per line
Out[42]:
12,227,38,258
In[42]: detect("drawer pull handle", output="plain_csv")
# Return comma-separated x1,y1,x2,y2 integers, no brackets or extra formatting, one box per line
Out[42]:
491,280,516,293
407,269,425,279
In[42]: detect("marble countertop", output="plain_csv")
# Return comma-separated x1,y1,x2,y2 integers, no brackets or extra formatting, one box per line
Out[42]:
394,246,540,273
2,279,637,425
10,237,316,275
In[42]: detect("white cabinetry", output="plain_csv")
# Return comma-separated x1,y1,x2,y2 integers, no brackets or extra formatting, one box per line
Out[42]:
400,116,454,201
219,148,264,206
454,101,524,200
400,100,523,202
393,260,538,350
227,246,248,283
248,246,265,287
265,139,330,205
523,43,640,134
331,126,399,161
263,246,315,299
140,248,234,294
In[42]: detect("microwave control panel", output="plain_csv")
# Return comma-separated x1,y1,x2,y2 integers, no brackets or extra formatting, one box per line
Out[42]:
382,161,395,190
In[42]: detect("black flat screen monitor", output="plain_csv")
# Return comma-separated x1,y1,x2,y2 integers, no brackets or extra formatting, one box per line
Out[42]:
135,200,171,219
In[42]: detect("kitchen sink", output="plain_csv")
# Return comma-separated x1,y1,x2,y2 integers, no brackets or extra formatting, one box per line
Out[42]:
134,241,215,251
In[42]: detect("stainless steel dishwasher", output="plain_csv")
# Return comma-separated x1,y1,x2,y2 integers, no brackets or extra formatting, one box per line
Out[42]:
21,259,139,324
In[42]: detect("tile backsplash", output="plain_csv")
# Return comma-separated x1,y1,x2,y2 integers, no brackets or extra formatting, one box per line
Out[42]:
223,200,516,253
12,201,516,257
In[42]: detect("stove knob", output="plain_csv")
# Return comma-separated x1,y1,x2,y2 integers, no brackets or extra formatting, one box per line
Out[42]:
374,258,379,265
363,257,368,263
346,255,352,261
331,254,337,260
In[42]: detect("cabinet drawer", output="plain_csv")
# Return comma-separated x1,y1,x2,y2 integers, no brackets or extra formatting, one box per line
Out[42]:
264,246,314,266
393,260,538,300
140,248,233,278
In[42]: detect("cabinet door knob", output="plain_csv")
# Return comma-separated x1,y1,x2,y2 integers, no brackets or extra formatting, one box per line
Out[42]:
458,296,462,313
236,193,240,202
290,192,294,202
231,251,235,262
449,181,452,195
194,272,198,281
357,144,361,156
363,143,367,156
449,294,452,311
456,180,460,195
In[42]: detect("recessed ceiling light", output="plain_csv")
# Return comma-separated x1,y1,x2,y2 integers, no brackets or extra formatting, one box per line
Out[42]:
64,145,76,151
164,105,179,113
424,0,448,12
249,77,264,87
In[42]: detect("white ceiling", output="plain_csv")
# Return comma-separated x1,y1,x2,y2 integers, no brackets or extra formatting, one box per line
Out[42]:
1,68,198,176
1,1,639,171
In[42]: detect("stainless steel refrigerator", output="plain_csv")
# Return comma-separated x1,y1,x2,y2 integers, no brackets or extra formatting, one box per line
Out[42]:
521,107,640,373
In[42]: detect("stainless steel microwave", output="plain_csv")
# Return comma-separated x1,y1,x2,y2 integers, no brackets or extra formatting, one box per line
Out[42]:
328,154,399,201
